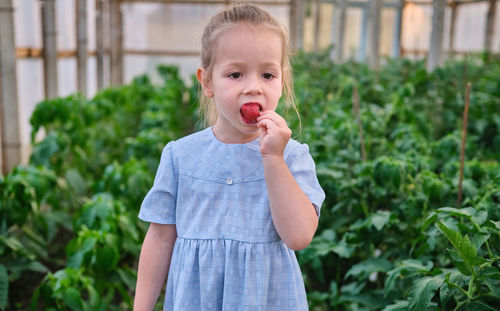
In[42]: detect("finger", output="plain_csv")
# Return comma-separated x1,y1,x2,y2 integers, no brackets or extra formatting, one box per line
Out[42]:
257,118,278,132
258,111,287,128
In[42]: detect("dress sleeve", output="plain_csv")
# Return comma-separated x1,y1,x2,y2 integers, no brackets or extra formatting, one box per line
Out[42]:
286,143,326,217
138,141,177,224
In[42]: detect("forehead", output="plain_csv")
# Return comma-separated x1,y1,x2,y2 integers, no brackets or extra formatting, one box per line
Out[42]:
212,23,283,67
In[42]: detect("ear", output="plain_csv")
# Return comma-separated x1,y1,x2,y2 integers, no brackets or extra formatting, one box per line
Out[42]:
196,68,214,98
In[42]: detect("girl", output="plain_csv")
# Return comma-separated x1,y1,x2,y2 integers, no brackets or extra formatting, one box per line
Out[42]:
134,4,325,310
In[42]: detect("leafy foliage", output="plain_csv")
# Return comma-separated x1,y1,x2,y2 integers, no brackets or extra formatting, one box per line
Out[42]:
1,53,500,310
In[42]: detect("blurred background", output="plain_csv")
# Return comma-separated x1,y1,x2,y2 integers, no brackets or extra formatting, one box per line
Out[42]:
1,1,500,310
1,0,499,172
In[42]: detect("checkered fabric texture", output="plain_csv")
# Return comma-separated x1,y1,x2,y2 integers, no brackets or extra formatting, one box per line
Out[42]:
139,127,325,310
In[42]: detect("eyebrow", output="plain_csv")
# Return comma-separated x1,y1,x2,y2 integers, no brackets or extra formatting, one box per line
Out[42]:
220,61,281,69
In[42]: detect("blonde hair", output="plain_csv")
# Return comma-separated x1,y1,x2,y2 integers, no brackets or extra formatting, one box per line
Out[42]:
198,3,298,126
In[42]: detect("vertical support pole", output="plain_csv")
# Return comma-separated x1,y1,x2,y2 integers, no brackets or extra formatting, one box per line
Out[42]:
448,2,457,59
428,0,445,71
358,3,368,61
290,0,297,52
392,0,404,59
331,0,348,62
290,0,304,52
96,0,104,90
484,0,496,54
313,0,321,51
366,0,382,69
76,0,87,96
41,0,58,98
0,0,21,173
109,0,123,86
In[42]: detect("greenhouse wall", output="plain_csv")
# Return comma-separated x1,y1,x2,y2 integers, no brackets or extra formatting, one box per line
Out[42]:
7,0,500,166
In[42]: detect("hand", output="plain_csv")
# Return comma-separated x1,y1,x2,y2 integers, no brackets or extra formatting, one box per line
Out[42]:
257,110,291,159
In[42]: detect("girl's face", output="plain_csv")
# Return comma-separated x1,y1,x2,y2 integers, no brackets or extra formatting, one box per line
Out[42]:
198,24,283,143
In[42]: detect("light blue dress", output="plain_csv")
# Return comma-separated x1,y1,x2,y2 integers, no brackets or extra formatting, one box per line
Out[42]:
139,127,325,310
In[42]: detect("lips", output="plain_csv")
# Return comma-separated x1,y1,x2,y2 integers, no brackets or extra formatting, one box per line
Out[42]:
240,103,262,125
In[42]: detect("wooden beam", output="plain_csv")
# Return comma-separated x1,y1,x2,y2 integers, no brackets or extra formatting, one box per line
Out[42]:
332,0,348,62
76,0,87,96
120,0,290,4
428,0,445,71
366,0,382,69
0,0,22,173
109,0,123,86
484,0,496,53
15,47,202,58
41,0,58,98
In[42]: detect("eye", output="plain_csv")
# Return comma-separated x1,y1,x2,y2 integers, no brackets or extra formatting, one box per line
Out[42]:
228,72,242,79
262,73,274,80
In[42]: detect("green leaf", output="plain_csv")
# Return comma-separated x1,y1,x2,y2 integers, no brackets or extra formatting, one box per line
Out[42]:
65,169,87,195
331,239,355,258
67,236,97,269
471,210,488,226
117,268,137,291
382,300,409,311
0,265,7,310
471,232,490,250
62,287,83,311
95,246,118,274
437,222,485,273
422,212,438,231
468,301,498,311
436,207,474,218
316,167,343,179
487,220,500,230
346,258,392,279
408,275,444,311
384,259,433,297
371,210,391,231
484,278,500,298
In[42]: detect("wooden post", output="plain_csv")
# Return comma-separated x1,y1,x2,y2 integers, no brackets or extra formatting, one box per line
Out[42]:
358,3,368,61
290,0,305,51
96,0,105,90
448,2,457,59
332,0,348,62
76,0,87,96
427,0,445,71
392,0,404,58
290,0,297,52
366,0,382,69
457,82,471,207
313,0,321,51
109,0,123,86
41,0,58,98
484,0,496,54
0,0,22,173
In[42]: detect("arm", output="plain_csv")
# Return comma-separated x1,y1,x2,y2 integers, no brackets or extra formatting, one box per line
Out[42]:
134,223,177,311
258,111,318,251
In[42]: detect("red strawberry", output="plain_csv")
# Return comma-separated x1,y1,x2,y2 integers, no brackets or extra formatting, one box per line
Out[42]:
240,103,262,124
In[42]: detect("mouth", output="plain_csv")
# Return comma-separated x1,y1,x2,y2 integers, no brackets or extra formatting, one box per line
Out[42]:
240,102,262,125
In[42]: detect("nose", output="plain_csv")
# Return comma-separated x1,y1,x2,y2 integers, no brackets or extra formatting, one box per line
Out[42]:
242,74,263,95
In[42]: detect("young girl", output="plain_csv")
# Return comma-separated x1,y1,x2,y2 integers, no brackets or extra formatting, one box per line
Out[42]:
134,4,325,310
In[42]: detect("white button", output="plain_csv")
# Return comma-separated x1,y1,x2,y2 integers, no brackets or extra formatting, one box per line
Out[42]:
226,177,233,185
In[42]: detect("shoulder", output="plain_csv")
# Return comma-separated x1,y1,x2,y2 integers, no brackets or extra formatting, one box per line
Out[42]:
284,137,310,160
167,127,212,156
